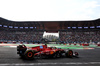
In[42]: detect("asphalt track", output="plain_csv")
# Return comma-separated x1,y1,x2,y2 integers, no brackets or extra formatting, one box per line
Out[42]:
0,46,100,66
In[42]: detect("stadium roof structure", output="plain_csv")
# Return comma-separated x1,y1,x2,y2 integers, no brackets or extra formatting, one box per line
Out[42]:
0,17,100,32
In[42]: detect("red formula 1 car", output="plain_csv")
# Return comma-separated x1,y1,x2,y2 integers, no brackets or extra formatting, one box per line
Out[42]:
17,44,79,59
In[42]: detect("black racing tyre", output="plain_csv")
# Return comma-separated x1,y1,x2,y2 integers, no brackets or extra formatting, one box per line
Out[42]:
56,51,62,58
58,51,62,57
17,45,23,51
17,45,27,52
48,52,57,58
66,50,73,58
51,51,62,58
17,46,20,51
25,50,34,59
52,53,57,58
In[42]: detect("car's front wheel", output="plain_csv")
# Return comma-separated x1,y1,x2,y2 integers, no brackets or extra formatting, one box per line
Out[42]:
66,50,73,58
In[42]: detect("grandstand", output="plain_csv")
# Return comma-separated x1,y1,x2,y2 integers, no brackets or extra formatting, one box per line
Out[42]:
0,17,100,44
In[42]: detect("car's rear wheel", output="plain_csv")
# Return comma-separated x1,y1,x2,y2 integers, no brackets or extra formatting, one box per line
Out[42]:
17,45,27,52
25,50,34,59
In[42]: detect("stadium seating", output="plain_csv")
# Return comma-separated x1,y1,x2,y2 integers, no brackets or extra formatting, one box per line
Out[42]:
0,31,44,43
59,30,100,44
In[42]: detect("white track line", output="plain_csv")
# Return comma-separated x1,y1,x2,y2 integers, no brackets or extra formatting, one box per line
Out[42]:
10,46,17,47
0,62,100,66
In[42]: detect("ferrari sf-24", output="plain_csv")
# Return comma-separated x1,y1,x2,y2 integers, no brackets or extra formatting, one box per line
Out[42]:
17,44,79,59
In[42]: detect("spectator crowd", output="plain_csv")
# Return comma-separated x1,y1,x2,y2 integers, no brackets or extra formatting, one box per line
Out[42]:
0,31,44,42
59,30,100,43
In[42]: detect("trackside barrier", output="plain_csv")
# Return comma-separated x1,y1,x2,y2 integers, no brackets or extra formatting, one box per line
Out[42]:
66,43,90,46
0,42,3,44
0,42,3,43
13,42,16,44
97,44,100,46
20,42,23,44
69,44,71,45
80,44,81,46
74,44,76,45
82,44,89,46
4,42,7,43
0,41,18,44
